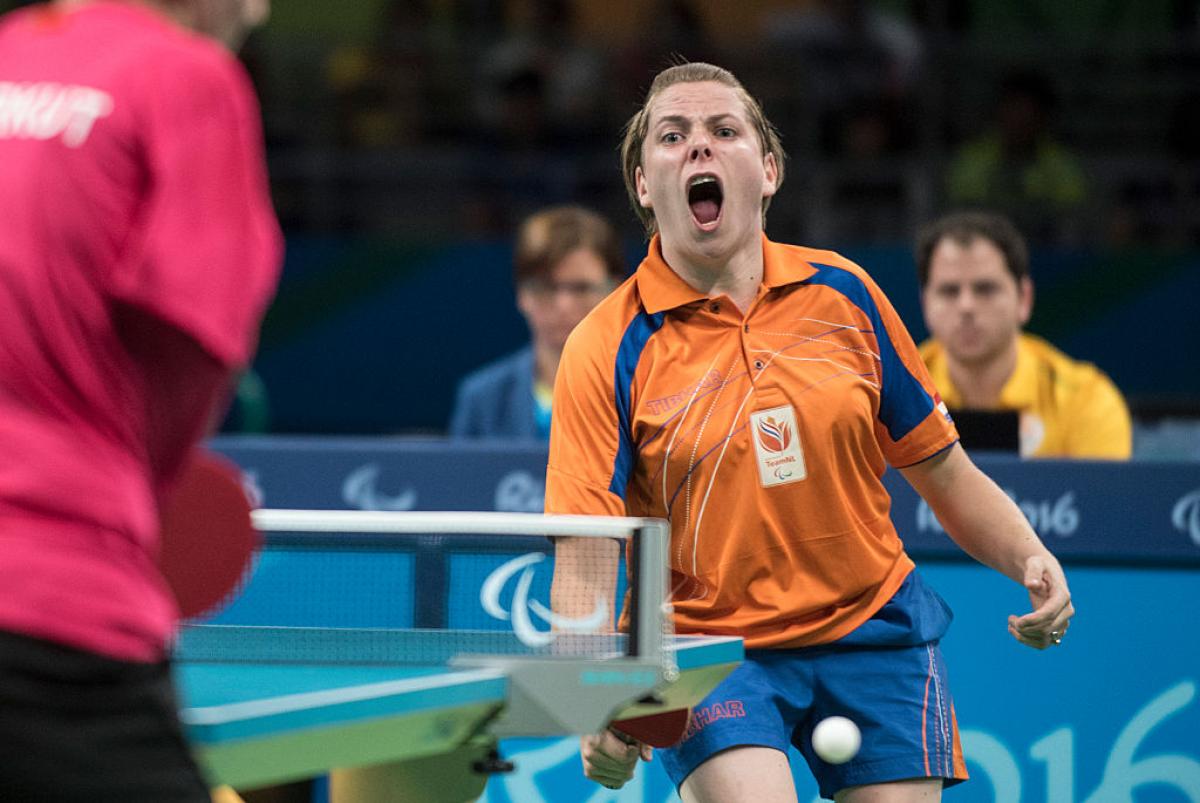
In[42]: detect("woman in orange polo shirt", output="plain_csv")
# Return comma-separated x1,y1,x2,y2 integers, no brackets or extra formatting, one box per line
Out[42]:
547,62,1075,803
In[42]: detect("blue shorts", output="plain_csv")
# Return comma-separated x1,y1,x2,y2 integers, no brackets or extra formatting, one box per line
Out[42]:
658,573,969,799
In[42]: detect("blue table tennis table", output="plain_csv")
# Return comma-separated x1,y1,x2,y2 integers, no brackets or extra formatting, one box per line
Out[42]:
176,624,743,794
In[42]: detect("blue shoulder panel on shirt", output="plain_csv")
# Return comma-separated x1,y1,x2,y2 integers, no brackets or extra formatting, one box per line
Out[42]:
806,263,933,442
609,311,665,498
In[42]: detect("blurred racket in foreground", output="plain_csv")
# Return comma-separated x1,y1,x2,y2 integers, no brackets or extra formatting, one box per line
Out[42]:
158,449,259,620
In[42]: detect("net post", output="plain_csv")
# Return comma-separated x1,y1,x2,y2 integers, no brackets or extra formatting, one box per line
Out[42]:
627,519,669,665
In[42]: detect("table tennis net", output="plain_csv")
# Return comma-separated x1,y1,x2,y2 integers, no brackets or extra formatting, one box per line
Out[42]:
190,511,672,667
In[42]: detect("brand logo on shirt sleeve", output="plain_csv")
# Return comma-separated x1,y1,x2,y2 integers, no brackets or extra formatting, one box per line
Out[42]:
0,82,113,147
934,392,954,424
750,405,807,488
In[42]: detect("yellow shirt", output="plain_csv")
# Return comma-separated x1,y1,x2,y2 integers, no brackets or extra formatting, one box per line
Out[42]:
920,333,1132,459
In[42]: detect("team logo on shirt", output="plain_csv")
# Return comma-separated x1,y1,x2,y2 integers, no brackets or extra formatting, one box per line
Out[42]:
750,405,807,488
755,415,792,453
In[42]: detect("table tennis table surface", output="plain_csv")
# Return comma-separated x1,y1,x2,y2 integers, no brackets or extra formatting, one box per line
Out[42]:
176,624,742,790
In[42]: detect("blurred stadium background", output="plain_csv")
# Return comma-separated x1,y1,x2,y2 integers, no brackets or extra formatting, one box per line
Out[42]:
8,0,1198,453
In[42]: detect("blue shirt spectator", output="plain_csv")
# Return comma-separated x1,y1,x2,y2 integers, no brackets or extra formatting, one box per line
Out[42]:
449,346,542,439
449,206,626,439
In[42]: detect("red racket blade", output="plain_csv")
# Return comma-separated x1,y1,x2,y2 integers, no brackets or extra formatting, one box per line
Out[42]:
157,449,259,620
611,707,691,748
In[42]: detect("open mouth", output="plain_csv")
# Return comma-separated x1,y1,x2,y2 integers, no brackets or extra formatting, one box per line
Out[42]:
687,175,723,228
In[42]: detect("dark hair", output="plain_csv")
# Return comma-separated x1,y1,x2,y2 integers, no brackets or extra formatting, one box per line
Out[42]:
514,206,626,285
914,211,1030,288
620,61,786,235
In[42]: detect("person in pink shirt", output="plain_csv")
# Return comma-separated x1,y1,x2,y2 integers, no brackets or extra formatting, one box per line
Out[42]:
0,1,279,799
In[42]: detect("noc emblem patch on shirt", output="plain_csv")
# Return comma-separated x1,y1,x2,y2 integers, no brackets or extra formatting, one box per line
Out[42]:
750,405,807,488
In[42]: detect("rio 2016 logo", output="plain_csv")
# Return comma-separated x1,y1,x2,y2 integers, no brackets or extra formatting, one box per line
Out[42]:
756,416,792,454
964,681,1200,803
918,491,1080,537
479,681,1200,802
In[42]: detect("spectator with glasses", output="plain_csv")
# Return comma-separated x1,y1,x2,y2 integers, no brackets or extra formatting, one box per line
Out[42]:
449,205,626,439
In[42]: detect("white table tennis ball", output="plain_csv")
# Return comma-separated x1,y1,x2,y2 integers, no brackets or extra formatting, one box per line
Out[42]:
812,716,861,764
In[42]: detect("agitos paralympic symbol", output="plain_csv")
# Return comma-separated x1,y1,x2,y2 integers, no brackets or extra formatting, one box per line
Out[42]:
1172,490,1200,547
480,552,609,647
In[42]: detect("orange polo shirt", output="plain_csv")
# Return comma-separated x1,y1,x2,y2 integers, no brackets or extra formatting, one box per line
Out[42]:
546,235,958,649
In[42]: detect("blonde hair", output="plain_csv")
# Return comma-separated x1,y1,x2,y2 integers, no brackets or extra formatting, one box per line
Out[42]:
620,62,786,235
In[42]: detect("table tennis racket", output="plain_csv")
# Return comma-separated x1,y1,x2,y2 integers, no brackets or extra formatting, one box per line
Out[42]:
610,707,691,748
157,448,260,620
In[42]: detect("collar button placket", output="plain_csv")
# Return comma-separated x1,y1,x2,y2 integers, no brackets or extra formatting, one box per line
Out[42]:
743,312,761,379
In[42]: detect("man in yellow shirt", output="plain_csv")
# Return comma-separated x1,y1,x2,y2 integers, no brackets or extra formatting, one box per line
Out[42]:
915,211,1132,459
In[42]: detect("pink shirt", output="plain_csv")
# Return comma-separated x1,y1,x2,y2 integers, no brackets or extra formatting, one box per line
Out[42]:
0,2,282,661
